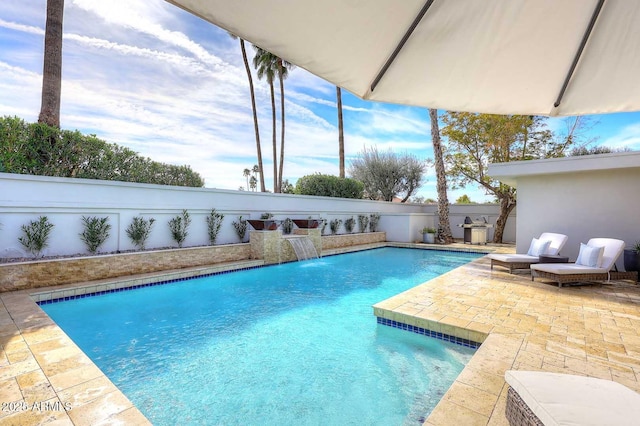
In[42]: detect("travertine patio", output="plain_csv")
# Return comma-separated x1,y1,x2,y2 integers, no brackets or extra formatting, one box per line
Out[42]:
374,247,640,425
1,244,639,425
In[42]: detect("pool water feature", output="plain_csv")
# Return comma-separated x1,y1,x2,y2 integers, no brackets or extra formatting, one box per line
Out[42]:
286,236,319,260
41,248,482,425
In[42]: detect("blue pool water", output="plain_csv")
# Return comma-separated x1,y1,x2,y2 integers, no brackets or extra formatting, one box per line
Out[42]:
41,248,482,425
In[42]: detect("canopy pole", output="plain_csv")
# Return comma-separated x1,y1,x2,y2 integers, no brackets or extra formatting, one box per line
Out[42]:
370,0,436,92
553,0,605,108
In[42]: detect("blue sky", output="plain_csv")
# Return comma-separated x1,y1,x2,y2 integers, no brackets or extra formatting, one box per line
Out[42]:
2,0,640,202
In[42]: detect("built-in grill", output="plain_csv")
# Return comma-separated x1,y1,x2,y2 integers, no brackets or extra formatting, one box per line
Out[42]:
458,216,493,244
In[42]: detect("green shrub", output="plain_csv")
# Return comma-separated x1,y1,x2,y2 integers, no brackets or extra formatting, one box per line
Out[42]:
344,217,355,233
358,215,369,233
369,213,381,232
233,216,248,242
0,115,204,187
206,209,224,245
282,218,293,234
79,216,111,254
169,210,191,248
126,216,155,250
18,216,54,258
329,219,342,235
294,173,364,199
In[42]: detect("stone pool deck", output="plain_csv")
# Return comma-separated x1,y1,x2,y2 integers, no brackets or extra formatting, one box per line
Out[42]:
374,245,640,425
1,243,639,425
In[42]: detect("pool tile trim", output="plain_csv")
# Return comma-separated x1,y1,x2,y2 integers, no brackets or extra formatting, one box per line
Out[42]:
376,317,482,349
34,245,488,305
32,259,264,304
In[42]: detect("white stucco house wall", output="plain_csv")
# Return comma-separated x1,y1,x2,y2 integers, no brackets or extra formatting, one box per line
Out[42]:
488,151,640,270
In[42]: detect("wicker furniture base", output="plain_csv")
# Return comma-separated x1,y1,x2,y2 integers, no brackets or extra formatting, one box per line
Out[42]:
505,387,543,426
532,269,638,287
491,259,537,274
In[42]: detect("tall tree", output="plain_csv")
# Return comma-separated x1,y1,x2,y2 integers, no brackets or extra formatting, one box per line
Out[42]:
243,168,251,190
337,87,345,178
276,57,294,192
229,34,265,192
442,113,556,242
429,109,454,244
253,47,279,192
252,164,260,188
349,146,426,202
38,0,65,128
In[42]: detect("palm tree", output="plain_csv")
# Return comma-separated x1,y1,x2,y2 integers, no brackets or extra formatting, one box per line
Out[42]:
337,87,345,178
253,47,279,192
249,175,257,192
276,57,294,191
243,168,251,190
252,164,260,186
38,0,65,128
229,33,265,192
429,108,454,244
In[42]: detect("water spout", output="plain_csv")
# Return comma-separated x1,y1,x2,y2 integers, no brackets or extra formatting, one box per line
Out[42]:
287,236,319,261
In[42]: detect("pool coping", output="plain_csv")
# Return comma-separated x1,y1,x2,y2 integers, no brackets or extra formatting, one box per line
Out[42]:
1,243,500,425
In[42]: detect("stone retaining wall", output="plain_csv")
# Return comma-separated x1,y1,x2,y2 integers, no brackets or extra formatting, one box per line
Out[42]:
1,232,387,293
321,232,386,250
0,244,251,292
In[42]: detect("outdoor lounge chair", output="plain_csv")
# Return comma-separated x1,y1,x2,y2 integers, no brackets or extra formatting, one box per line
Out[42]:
505,370,640,426
488,232,568,273
530,238,637,287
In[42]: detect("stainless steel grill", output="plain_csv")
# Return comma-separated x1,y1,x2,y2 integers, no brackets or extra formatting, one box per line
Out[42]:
458,216,493,244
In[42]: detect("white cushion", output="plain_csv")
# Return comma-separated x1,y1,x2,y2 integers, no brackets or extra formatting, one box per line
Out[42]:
488,253,539,263
587,238,625,271
531,263,607,275
575,243,605,267
527,238,552,256
505,370,640,426
538,232,568,256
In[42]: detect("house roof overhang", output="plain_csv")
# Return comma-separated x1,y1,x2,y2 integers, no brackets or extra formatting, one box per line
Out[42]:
488,151,640,187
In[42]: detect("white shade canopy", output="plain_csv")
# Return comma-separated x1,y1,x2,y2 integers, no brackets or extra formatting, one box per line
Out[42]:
166,0,640,116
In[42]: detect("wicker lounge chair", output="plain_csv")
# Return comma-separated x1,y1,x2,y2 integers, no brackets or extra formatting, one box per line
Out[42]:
488,232,568,273
531,238,637,287
505,370,640,426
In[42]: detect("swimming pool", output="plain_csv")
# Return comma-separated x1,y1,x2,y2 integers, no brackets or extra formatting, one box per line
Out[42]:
41,247,482,425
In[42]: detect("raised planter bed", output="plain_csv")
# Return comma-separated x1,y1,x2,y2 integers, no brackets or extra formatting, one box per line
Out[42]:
0,244,251,293
321,231,386,250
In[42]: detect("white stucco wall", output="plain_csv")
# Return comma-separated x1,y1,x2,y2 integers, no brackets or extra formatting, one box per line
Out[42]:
513,168,640,268
0,173,514,258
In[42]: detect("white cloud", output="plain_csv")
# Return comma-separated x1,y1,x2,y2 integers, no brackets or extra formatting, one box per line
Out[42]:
70,0,222,65
0,19,44,36
601,123,640,150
